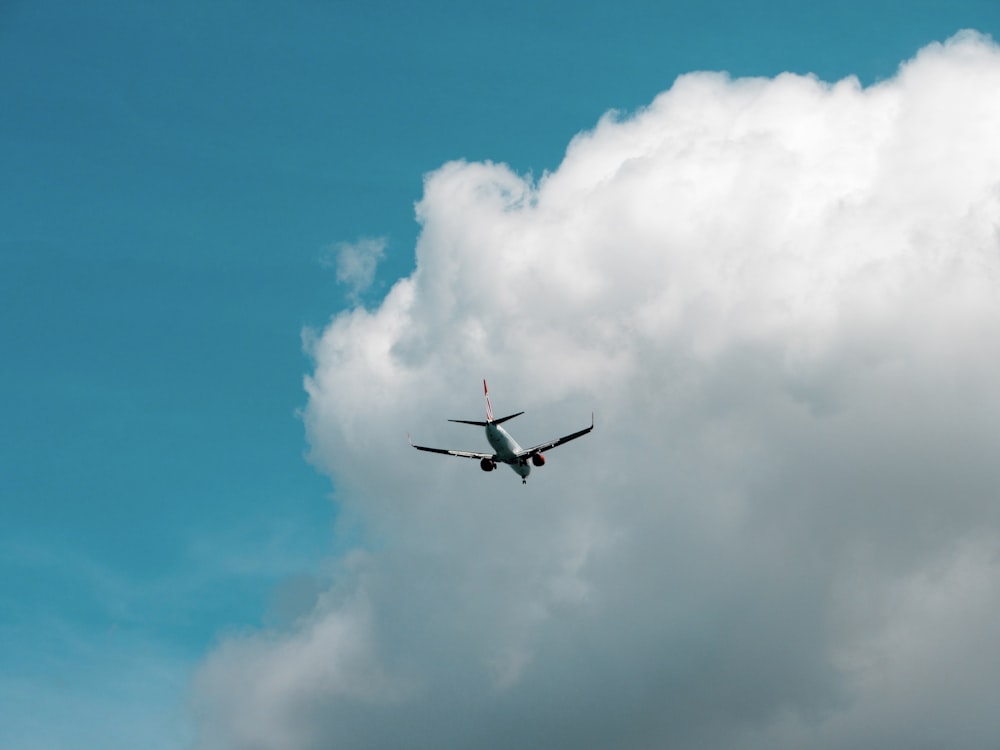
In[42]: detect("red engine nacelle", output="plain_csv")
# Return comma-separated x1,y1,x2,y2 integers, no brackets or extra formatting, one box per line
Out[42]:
480,458,496,472
531,453,546,467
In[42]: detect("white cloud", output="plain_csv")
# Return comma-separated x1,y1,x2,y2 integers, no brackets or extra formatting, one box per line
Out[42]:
194,31,1000,749
323,236,387,303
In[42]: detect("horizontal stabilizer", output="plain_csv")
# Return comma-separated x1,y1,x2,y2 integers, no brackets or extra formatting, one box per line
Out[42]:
492,411,524,425
448,411,523,427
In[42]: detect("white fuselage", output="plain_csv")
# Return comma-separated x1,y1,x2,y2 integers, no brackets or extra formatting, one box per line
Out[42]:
486,423,530,479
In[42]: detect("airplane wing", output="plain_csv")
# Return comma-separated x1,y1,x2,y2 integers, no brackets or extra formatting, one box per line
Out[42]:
516,414,594,458
408,436,495,461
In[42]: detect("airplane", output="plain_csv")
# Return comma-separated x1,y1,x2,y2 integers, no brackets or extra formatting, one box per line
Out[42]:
409,380,593,484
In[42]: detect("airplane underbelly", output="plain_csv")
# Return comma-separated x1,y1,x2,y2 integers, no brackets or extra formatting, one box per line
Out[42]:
487,426,521,462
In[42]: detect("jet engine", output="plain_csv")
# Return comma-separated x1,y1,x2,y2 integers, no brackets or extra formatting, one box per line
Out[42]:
480,458,496,472
531,453,546,467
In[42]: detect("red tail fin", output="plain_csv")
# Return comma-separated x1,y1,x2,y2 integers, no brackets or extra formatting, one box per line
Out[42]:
484,379,494,422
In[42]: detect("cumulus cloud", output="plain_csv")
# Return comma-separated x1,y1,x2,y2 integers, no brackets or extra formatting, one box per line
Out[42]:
195,32,1000,749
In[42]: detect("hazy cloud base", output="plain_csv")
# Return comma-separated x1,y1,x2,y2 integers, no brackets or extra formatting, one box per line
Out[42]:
195,32,1000,749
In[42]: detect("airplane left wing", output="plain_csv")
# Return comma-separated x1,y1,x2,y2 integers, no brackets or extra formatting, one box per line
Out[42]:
517,414,594,458
408,436,495,461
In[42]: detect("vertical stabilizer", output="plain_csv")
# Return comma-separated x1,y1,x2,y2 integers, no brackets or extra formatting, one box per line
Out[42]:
448,381,523,426
484,379,494,422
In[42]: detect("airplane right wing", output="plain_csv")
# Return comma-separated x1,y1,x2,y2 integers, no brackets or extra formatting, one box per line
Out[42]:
517,413,594,458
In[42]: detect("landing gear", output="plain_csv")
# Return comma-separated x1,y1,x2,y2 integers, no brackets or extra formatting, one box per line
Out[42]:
522,478,527,485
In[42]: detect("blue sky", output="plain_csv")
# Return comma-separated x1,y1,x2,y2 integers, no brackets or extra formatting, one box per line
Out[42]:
3,2,1000,748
